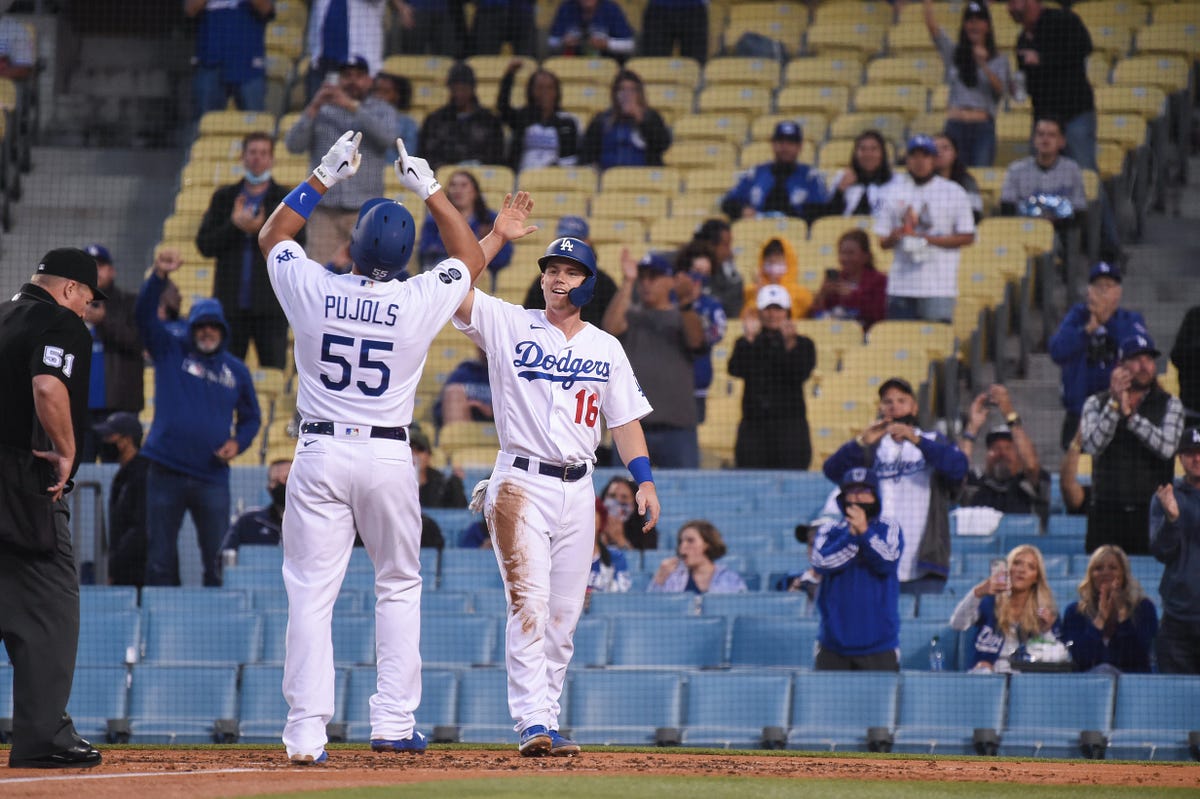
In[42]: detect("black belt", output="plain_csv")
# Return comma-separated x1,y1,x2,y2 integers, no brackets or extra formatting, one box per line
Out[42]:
512,456,588,482
300,421,407,441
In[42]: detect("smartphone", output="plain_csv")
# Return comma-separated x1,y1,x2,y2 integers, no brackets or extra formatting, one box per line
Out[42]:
324,71,340,86
824,269,839,281
990,558,1009,591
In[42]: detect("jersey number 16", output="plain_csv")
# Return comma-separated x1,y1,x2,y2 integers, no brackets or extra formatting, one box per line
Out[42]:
573,389,598,427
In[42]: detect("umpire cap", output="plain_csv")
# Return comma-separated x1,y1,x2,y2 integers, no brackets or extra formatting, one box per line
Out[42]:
37,248,107,301
538,237,597,307
350,198,415,282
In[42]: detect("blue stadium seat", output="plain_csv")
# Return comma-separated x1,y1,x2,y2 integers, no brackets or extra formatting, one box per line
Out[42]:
437,569,504,591
567,670,684,745
229,545,283,570
421,614,499,667
340,667,455,741
141,611,262,665
238,664,349,742
916,592,962,622
439,549,501,572
682,672,791,748
347,548,374,572
892,671,1008,754
729,617,818,668
456,668,513,743
419,548,440,576
423,508,478,543
422,591,473,613
78,609,140,666
252,589,364,614
960,552,1069,579
79,585,138,612
1126,556,1164,591
0,664,11,736
898,593,918,619
700,593,808,618
1047,515,1087,537
342,666,377,742
140,586,250,614
223,567,286,592
128,664,239,743
609,616,727,668
1108,674,1200,761
788,671,899,752
259,610,376,665
1000,672,1115,758
473,589,508,615
67,666,129,744
586,592,697,616
418,669,458,730
995,514,1041,538
897,621,961,671
572,617,610,667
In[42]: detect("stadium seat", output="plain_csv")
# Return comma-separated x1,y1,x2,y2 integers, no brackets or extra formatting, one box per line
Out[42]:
784,56,862,87
141,611,263,666
571,616,610,668
600,165,680,194
238,663,346,742
79,585,138,613
697,84,772,115
1000,673,1116,758
128,664,239,743
609,616,726,667
440,547,501,572
776,84,852,117
892,671,1008,754
559,82,609,118
625,57,701,89
198,110,275,138
682,671,792,748
853,85,928,119
1112,54,1191,95
830,111,907,145
516,166,598,194
805,22,886,59
751,112,830,144
1108,674,1200,760
1135,25,1199,59
140,586,250,615
420,613,499,667
456,668,514,743
729,617,818,668
897,621,960,671
78,608,141,666
867,55,942,88
68,666,129,744
567,670,684,745
644,82,695,120
592,190,672,222
543,56,619,86
1095,84,1168,119
788,671,899,752
976,217,1056,257
672,112,749,145
700,593,808,618
703,57,782,88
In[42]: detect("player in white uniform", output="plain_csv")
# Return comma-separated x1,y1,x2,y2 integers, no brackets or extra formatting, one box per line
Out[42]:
453,235,662,756
257,130,535,764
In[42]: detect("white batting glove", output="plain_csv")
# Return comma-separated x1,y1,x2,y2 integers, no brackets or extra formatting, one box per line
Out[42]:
468,478,489,514
394,138,441,199
313,130,362,188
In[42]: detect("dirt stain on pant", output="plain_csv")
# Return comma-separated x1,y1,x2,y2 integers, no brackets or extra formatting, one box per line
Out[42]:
488,481,537,634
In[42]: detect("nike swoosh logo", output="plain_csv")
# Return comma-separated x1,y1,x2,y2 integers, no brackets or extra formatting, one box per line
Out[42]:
406,166,419,178
529,324,545,330
338,160,350,172
300,192,307,202
302,439,317,447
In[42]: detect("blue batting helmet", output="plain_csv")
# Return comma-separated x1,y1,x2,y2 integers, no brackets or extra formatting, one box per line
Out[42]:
537,236,597,307
350,198,415,282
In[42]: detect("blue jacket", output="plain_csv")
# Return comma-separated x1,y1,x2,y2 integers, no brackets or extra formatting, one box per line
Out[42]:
961,594,1062,669
136,274,261,484
1062,597,1157,673
1048,303,1146,414
419,211,511,275
1150,478,1200,624
812,517,903,656
192,0,272,83
692,293,726,395
722,161,829,220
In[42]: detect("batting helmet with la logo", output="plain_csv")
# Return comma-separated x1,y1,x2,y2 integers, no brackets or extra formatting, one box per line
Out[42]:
537,237,597,307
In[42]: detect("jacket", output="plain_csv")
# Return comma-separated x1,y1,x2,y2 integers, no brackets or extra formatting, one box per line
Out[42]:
952,592,1062,670
580,107,671,170
1062,597,1157,673
221,504,282,550
742,235,814,317
727,328,815,420
92,283,145,411
812,516,903,656
810,266,888,331
135,275,261,484
107,453,149,586
417,102,505,170
1049,303,1146,414
1150,478,1200,624
722,160,829,222
1170,306,1200,415
496,69,580,170
419,468,467,509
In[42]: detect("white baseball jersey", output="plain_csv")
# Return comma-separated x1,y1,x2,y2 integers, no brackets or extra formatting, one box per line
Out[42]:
873,174,975,299
453,290,652,463
267,240,471,425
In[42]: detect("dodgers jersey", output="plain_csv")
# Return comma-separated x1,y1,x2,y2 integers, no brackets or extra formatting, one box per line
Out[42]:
267,240,471,426
453,290,652,464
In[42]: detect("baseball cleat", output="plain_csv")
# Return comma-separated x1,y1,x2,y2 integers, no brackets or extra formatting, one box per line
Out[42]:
518,724,552,756
548,730,580,756
289,750,328,766
370,731,428,753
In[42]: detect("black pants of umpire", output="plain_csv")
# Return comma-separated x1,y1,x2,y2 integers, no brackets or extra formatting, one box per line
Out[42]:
0,499,84,762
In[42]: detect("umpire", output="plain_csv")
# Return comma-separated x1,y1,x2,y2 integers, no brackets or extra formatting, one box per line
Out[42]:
0,249,104,768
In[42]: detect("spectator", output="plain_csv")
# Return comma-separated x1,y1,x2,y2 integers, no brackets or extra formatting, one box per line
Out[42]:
1062,544,1158,674
1081,332,1182,555
1169,306,1200,427
1059,428,1091,514
197,132,300,370
728,284,816,470
410,428,467,508
521,217,618,326
419,170,512,276
812,467,903,671
95,412,149,588
0,12,35,80
999,118,1091,259
80,244,144,463
957,384,1051,525
810,228,888,331
580,69,671,171
1150,426,1200,674
1049,261,1146,449
820,129,897,218
185,0,272,121
951,544,1060,673
924,0,1010,167
640,0,708,64
648,520,747,594
471,0,537,57
432,346,492,427
284,56,398,265
824,377,968,594
219,458,290,556
1007,0,1096,169
303,0,393,98
547,0,634,60
743,237,812,319
157,277,189,340
391,0,455,57
496,61,579,172
135,248,261,587
676,241,727,424
600,475,658,551
588,499,631,593
603,251,704,468
417,61,505,170
372,72,420,159
459,518,493,549
875,134,975,324
933,133,983,221
690,218,744,318
721,121,828,222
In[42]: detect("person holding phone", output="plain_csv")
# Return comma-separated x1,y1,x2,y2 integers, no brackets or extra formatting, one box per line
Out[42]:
579,69,670,171
809,228,888,331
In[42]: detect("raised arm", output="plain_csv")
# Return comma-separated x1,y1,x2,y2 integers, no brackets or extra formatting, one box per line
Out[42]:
455,192,538,324
601,248,638,338
260,130,363,256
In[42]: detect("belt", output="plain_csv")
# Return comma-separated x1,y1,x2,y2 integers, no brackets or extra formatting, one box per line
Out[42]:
512,455,589,482
299,421,407,441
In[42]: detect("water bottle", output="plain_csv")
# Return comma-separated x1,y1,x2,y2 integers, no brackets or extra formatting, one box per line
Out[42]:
929,635,945,671
1011,69,1028,105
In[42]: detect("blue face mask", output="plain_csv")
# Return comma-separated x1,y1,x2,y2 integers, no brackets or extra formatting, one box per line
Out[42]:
244,169,272,186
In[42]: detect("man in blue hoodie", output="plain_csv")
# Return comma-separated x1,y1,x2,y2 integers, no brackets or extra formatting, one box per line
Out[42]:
721,121,828,223
135,247,261,587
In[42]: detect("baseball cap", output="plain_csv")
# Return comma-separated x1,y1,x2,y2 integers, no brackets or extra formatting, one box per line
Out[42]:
963,1,990,19
1118,333,1159,361
1178,426,1200,454
1088,261,1122,283
447,61,476,87
877,376,915,398
94,411,142,446
555,216,590,240
839,466,879,494
985,424,1014,447
906,134,937,155
637,252,674,277
36,248,107,301
756,284,791,311
409,428,432,453
339,55,371,73
84,244,112,265
772,121,803,143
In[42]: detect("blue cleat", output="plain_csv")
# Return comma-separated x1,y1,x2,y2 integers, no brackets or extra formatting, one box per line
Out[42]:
518,724,552,757
371,731,428,753
289,750,328,766
548,730,580,756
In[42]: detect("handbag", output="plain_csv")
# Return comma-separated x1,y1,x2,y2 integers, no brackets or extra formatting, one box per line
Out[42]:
0,444,58,554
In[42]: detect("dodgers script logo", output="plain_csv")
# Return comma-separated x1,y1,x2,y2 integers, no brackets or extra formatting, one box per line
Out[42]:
511,341,610,389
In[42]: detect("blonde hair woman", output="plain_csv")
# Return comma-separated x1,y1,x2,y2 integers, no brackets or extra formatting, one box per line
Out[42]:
1062,545,1158,673
950,544,1059,672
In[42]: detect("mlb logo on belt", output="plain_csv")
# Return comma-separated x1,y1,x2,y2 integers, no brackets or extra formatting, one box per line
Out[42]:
344,426,361,437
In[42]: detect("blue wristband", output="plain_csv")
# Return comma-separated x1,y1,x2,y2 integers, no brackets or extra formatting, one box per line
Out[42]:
283,182,320,219
628,456,653,485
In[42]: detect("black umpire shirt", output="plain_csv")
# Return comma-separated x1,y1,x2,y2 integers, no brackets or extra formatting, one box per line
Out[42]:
0,283,92,477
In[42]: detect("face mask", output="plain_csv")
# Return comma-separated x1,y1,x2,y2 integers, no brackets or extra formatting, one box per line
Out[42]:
836,494,882,520
603,496,632,522
244,169,272,186
269,483,287,509
763,259,787,278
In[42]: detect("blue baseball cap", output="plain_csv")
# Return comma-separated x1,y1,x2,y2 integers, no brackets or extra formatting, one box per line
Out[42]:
772,121,803,142
555,215,590,240
1179,427,1200,454
1118,333,1159,361
637,252,675,277
339,55,371,73
1088,261,1122,283
839,467,879,495
84,244,112,264
906,134,937,155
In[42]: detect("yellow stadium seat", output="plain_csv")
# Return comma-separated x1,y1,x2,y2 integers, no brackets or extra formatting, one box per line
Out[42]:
908,111,945,141
703,57,784,88
723,16,807,56
776,84,852,116
437,421,499,452
465,54,536,83
867,320,957,361
729,1,809,27
644,83,695,118
730,217,808,254
446,446,503,470
591,191,671,222
532,190,591,219
1094,84,1167,118
649,217,703,247
796,318,867,360
665,140,740,170
625,56,702,88
274,0,307,25
542,56,619,86
784,56,863,87
1135,25,1200,57
1152,4,1200,26
198,110,276,137
264,21,304,59
587,217,649,246
750,112,829,144
1088,23,1134,59
814,1,891,26
684,168,739,194
838,347,932,396
670,191,723,218
1097,140,1128,180
1087,54,1114,87
672,112,749,145
696,84,772,115
975,216,1055,256
829,112,906,144
1074,0,1148,33
181,159,244,189
895,1,960,29
852,84,928,118
381,55,454,83
190,136,246,162
1082,168,1101,203
273,161,309,185
1097,112,1148,150
884,23,939,56
995,110,1033,142
969,167,1006,212
814,137,858,171
161,214,198,242
865,55,943,88
517,165,598,194
559,82,610,117
928,85,949,112
600,165,681,194
805,22,887,59
434,164,515,201
1112,54,1190,93
251,368,288,399
408,79,446,110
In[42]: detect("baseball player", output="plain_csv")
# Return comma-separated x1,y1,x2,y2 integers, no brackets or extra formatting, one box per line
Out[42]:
257,130,535,765
454,235,661,756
